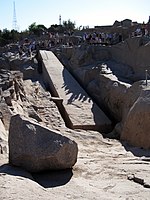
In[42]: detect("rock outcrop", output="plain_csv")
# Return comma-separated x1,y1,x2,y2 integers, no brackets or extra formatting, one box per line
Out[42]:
68,45,110,70
9,114,78,172
60,37,150,149
121,88,150,149
111,37,150,81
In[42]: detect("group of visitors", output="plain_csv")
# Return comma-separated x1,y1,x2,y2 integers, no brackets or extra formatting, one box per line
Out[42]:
18,40,36,59
17,20,150,58
83,31,122,45
17,31,80,58
132,22,150,37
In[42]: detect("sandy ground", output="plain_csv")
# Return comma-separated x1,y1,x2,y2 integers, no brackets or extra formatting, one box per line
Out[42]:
1,127,150,200
0,75,150,200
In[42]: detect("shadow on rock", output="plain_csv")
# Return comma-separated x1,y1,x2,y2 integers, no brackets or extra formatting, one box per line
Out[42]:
32,168,73,188
122,141,150,157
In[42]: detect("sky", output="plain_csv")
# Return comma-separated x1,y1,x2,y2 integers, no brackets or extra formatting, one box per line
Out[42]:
0,0,150,31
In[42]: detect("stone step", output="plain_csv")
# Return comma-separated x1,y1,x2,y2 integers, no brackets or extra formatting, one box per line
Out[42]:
39,50,112,132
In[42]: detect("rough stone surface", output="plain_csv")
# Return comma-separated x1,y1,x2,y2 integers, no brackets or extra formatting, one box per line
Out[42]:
121,88,150,149
87,71,130,121
0,103,13,131
111,37,150,80
0,119,8,142
69,45,110,70
9,114,78,172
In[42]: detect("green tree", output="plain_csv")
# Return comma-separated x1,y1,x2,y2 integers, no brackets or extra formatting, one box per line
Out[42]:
0,29,20,46
28,22,38,34
28,22,47,36
49,24,63,33
10,29,20,42
1,29,11,45
62,19,76,31
19,29,29,41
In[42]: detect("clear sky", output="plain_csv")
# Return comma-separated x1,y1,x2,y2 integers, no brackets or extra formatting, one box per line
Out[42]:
0,0,150,31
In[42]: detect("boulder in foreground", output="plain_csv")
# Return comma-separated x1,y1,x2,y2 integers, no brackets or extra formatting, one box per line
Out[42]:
9,114,78,172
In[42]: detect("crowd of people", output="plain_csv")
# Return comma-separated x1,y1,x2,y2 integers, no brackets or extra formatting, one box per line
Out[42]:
17,32,75,59
82,32,122,45
17,21,150,59
131,22,150,37
17,30,123,58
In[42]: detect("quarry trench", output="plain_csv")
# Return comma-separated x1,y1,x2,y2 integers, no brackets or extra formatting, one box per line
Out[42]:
31,37,150,148
38,50,113,133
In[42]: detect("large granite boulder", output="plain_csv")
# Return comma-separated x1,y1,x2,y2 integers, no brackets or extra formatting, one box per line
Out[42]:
9,114,78,172
121,88,150,149
87,69,130,121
